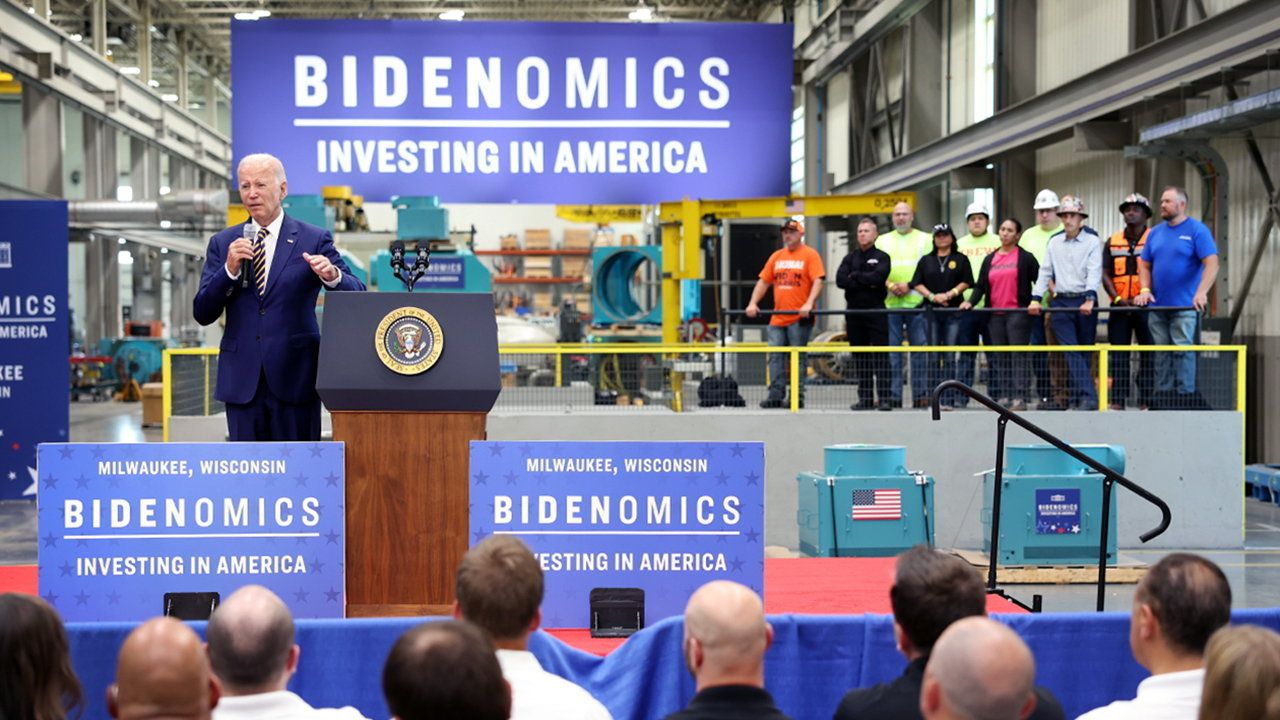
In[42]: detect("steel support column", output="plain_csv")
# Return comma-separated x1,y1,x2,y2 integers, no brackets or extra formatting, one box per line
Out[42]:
22,84,63,197
90,0,107,56
83,114,118,199
139,0,153,85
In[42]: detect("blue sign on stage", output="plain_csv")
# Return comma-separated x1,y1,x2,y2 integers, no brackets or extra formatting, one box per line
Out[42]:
1035,488,1082,535
416,257,466,290
36,442,346,621
230,20,793,203
469,441,765,628
0,200,69,501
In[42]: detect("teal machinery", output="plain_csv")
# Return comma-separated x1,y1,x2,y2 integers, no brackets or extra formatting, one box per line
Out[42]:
591,246,702,329
282,195,336,232
982,444,1125,565
796,444,935,557
369,196,491,293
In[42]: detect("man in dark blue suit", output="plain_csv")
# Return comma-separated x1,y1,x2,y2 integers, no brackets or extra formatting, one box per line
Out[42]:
194,153,365,441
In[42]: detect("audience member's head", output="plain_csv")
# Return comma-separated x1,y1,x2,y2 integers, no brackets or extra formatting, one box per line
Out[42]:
1130,553,1231,673
382,620,510,720
889,546,987,658
0,593,83,720
1198,625,1280,720
455,535,543,647
682,580,772,691
109,617,219,720
921,617,1037,720
206,584,298,696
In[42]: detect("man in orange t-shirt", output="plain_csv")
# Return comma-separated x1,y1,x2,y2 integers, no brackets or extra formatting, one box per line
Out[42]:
746,219,826,408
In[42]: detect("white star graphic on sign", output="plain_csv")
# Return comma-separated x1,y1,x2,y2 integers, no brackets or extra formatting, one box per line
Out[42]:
1071,524,1080,533
6,471,14,481
23,466,36,497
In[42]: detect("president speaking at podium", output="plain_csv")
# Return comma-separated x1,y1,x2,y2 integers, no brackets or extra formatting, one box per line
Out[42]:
194,153,365,441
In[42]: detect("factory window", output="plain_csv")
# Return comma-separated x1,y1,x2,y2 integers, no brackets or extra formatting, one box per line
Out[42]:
790,104,804,194
973,0,996,123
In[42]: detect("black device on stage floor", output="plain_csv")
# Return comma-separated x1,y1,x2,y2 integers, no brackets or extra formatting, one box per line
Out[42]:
590,587,644,638
163,591,220,620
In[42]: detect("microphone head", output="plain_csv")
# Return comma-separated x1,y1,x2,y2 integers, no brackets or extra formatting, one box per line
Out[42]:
243,223,255,240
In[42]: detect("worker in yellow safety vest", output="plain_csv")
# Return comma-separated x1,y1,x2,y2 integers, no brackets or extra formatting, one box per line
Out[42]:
878,202,932,407
1020,189,1067,409
1103,193,1155,410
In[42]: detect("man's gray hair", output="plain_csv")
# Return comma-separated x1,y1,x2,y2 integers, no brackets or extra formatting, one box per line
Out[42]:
1163,185,1189,206
238,153,287,183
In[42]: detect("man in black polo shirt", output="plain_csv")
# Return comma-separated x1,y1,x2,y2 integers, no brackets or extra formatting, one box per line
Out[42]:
836,217,893,411
832,547,1063,720
664,581,792,720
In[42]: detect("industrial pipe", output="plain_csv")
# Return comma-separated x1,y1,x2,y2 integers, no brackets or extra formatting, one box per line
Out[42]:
68,189,228,225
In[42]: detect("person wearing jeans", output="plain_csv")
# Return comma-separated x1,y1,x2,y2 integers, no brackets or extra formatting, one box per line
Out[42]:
745,219,826,409
1103,194,1156,409
1133,186,1220,408
910,225,973,408
1029,196,1103,411
963,218,1040,410
878,202,933,407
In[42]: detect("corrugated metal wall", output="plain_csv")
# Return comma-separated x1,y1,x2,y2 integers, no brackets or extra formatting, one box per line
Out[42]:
1036,0,1130,94
1034,140,1134,234
946,0,978,134
825,71,852,187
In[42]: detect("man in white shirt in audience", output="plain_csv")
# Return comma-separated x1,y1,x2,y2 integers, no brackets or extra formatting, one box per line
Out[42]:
207,585,369,720
455,536,612,720
1077,553,1231,720
920,617,1038,720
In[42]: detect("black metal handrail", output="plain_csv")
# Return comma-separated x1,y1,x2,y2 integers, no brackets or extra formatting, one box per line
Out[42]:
723,306,1195,316
929,380,1173,612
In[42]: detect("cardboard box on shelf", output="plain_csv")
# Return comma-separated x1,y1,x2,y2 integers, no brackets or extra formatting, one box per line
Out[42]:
563,228,593,248
620,234,638,246
525,229,553,249
560,257,588,278
531,290,555,311
499,234,520,250
524,257,554,278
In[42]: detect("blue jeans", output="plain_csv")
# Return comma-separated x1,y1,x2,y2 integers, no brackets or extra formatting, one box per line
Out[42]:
927,312,963,405
1030,315,1049,400
1147,310,1199,394
766,323,812,401
955,311,989,405
887,311,928,404
1049,296,1098,406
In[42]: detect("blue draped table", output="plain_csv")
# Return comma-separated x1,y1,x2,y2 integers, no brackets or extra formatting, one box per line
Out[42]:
67,609,1280,720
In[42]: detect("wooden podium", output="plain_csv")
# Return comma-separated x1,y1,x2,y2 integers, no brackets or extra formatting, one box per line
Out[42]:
316,293,499,617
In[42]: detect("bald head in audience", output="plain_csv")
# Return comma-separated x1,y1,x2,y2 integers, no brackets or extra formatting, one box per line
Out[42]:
682,580,773,691
109,617,220,720
921,617,1037,720
206,584,298,695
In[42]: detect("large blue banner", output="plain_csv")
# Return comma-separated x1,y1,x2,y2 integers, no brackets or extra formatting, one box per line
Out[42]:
36,442,346,621
1,200,69,500
231,20,792,203
469,441,765,628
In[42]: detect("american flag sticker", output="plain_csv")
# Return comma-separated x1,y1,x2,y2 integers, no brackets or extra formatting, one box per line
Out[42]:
851,488,902,521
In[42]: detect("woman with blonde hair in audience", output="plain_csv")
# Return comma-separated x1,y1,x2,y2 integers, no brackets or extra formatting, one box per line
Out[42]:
1198,624,1280,720
0,592,84,720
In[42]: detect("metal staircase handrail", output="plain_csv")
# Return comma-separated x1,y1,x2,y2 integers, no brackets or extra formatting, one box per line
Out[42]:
929,380,1173,611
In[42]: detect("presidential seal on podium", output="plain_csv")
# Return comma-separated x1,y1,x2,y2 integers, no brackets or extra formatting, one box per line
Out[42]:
374,306,444,375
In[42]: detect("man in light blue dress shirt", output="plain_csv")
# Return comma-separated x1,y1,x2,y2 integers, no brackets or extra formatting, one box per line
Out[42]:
1028,196,1103,410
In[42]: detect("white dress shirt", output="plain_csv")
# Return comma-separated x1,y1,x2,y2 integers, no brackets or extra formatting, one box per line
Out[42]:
1075,668,1204,720
212,690,369,720
497,649,613,720
226,211,340,288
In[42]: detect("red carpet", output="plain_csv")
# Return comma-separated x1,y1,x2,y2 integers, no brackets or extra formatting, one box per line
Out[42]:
0,564,37,595
0,558,1023,656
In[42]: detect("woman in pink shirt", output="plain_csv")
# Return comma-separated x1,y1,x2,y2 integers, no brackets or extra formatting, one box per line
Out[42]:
962,219,1040,410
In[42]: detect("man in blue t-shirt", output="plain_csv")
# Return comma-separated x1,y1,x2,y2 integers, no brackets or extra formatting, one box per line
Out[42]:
1133,186,1219,402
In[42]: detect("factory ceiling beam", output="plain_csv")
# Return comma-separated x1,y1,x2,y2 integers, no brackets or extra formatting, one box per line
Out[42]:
832,0,1280,195
800,0,932,86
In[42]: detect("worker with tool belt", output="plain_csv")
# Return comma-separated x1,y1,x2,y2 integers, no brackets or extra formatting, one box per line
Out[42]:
1102,193,1155,410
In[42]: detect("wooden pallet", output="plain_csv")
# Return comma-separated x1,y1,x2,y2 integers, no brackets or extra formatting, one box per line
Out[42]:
950,548,1149,585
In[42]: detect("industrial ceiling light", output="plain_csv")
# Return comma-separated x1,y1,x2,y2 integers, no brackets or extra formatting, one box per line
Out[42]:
120,66,141,75
161,93,179,102
439,9,464,21
233,9,270,20
148,79,160,88
628,2,655,22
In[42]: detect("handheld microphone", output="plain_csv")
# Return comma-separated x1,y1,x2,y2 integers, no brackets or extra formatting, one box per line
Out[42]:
240,223,255,290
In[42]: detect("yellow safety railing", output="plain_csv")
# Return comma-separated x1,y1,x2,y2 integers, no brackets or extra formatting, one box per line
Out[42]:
163,344,1247,438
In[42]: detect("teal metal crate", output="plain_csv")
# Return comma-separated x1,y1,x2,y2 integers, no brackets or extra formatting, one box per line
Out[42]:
982,444,1124,565
797,444,934,557
282,194,335,232
392,195,449,241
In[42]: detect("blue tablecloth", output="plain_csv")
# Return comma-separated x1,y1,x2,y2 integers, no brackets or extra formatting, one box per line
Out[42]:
67,608,1280,720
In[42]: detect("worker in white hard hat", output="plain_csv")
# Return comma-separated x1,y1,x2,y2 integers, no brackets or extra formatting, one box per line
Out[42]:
1103,193,1155,410
1029,195,1103,411
955,202,1000,407
1020,190,1068,409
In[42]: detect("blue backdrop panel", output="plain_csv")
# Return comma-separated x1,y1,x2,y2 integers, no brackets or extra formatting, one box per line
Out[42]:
64,609,1280,720
230,20,792,203
0,200,69,500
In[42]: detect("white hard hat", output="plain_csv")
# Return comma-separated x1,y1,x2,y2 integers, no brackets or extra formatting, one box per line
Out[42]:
1033,189,1060,210
964,202,990,219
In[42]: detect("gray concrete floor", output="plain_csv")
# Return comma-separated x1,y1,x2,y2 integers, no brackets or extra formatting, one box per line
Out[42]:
4,401,1280,613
